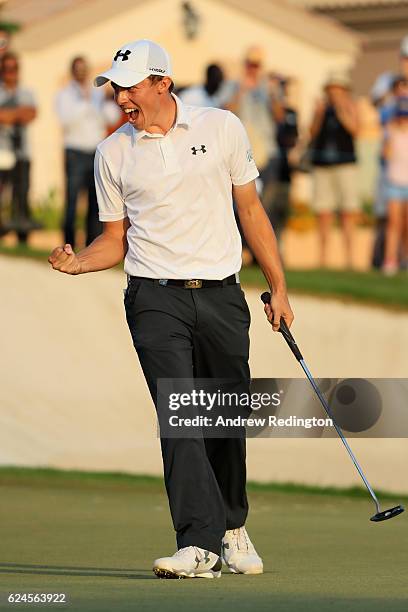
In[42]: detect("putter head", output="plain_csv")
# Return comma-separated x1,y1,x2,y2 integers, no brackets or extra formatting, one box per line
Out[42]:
370,505,405,522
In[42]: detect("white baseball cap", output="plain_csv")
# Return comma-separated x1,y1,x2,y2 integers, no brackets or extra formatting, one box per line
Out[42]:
94,39,172,88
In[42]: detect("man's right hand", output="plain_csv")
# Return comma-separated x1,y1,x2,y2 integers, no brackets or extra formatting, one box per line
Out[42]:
48,244,82,274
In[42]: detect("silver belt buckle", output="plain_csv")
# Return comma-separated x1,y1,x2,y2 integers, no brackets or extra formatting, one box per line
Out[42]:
184,279,202,289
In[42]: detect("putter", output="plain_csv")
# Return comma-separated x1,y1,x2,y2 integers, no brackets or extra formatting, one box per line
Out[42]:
260,291,404,522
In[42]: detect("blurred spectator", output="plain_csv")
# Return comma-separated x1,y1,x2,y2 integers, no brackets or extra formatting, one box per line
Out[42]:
269,75,298,251
179,63,226,108
223,46,279,174
309,71,359,268
370,33,408,268
0,29,10,60
382,96,408,275
0,52,39,243
375,39,408,123
371,73,408,268
222,46,280,264
400,35,408,79
55,56,120,248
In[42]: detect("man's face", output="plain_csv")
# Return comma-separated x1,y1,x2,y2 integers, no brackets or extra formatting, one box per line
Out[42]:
394,78,408,97
112,78,164,131
72,58,88,83
244,60,262,79
2,58,18,87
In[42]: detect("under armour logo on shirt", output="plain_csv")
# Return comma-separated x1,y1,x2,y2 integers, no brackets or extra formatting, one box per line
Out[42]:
191,145,206,155
114,49,131,62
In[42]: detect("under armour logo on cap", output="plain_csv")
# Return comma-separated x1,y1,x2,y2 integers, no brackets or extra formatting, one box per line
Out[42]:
191,145,206,155
114,49,131,62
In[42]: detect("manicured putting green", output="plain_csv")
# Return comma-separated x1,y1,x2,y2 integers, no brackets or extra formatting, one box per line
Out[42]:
0,469,406,611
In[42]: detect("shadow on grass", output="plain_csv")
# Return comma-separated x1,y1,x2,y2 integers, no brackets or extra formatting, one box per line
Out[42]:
0,562,155,580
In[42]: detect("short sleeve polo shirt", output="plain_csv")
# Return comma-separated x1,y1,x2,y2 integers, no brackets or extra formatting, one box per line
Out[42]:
95,93,259,279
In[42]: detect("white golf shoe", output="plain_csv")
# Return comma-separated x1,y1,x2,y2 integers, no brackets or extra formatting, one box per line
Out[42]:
153,546,222,579
221,526,263,574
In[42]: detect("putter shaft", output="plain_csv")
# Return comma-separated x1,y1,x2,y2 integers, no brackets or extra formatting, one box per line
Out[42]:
298,359,380,515
260,292,382,514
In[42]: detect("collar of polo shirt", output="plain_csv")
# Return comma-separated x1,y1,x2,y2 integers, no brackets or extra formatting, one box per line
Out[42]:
131,93,191,145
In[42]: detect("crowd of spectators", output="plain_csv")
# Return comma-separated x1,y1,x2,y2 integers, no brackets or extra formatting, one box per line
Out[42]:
181,38,408,273
0,33,407,275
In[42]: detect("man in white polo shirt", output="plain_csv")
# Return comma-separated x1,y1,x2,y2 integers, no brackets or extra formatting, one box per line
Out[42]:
48,39,294,579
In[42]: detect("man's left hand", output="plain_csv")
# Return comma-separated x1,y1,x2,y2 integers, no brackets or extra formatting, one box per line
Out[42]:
264,291,294,332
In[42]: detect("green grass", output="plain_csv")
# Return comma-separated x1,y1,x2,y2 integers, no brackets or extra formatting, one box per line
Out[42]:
241,266,408,310
1,243,407,309
0,466,406,502
0,243,51,261
0,466,406,611
31,195,63,231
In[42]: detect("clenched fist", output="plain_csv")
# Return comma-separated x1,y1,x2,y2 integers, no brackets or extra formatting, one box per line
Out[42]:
48,244,82,275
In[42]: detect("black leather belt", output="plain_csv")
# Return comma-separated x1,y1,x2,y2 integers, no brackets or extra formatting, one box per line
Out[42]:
128,273,239,289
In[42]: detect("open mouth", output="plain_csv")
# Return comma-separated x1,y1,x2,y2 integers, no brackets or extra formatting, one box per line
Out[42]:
124,108,140,123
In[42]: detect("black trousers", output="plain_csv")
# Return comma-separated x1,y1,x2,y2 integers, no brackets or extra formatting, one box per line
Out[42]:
11,159,30,222
0,159,31,244
63,148,102,248
124,278,251,555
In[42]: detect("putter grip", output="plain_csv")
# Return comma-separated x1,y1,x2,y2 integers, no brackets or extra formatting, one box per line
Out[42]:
260,292,303,361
